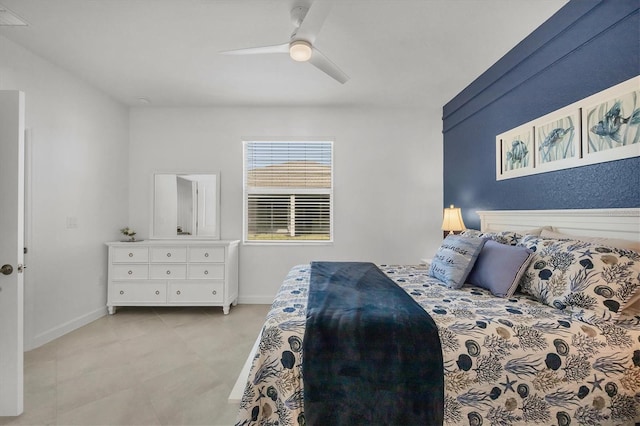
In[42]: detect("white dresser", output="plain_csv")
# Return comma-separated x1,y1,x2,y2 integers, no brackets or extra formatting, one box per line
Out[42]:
106,240,239,315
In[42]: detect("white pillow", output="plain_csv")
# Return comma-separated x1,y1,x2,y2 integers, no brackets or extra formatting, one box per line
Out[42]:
620,291,640,315
522,226,554,237
539,229,640,252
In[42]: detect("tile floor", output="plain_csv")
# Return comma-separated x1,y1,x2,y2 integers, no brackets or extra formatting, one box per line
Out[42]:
0,304,271,426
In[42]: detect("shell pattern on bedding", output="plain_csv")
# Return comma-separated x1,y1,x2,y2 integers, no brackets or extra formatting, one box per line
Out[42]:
236,264,640,426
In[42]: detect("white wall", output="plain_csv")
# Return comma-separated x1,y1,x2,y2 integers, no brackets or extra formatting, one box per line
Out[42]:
0,35,129,349
129,107,443,302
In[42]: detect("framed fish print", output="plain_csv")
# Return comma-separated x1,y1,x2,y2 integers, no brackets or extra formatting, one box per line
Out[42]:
496,124,533,181
581,76,640,165
496,75,639,181
533,106,581,173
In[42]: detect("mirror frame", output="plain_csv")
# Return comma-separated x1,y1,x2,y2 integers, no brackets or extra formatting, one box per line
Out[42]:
150,171,221,240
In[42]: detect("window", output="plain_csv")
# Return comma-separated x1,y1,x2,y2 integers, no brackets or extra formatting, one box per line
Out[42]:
243,141,333,242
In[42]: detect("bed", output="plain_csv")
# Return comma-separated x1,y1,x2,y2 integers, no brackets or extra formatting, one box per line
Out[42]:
235,208,640,426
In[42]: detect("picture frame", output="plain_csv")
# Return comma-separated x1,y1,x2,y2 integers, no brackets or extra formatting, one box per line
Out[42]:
496,124,533,181
581,76,640,166
495,75,639,181
532,106,581,173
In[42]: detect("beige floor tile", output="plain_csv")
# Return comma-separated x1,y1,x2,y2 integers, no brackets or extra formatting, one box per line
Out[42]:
129,346,202,383
56,340,127,382
154,306,218,328
138,361,218,403
16,304,271,425
57,387,160,426
20,384,57,425
56,362,141,413
106,314,169,342
24,343,57,367
170,316,230,341
24,360,56,394
54,330,119,360
150,383,234,426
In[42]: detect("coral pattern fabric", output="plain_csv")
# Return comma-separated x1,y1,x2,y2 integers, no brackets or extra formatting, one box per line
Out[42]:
236,264,640,426
518,236,640,320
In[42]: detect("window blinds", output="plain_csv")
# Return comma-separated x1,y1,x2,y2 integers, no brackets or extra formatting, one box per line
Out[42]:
244,141,333,242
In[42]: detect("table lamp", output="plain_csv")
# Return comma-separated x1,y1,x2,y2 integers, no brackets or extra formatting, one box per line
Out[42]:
441,204,466,235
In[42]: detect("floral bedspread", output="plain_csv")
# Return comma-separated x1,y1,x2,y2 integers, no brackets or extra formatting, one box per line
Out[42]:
236,264,640,426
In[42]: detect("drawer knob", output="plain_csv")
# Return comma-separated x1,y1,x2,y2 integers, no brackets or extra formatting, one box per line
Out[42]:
128,270,133,275
166,270,171,275
204,270,208,275
155,290,160,295
176,290,181,295
128,253,133,257
212,290,217,295
204,253,209,258
167,253,171,257
120,290,124,295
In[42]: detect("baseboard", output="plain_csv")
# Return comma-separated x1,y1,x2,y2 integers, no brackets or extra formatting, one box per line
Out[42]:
26,306,107,351
228,331,261,404
237,295,274,304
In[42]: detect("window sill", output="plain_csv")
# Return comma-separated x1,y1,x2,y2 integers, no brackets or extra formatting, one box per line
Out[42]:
242,240,334,246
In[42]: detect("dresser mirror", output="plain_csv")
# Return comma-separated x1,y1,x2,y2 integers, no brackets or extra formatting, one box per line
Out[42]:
151,172,220,239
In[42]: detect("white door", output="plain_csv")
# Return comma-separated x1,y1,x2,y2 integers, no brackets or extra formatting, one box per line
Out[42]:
0,90,25,416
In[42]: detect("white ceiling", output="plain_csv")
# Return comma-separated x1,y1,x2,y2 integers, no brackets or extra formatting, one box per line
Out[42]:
0,0,568,108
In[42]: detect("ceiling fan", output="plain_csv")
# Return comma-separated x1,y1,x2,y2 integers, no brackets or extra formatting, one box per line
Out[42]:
220,0,349,84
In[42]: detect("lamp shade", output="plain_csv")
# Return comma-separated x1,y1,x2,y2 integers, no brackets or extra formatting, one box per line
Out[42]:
441,204,466,233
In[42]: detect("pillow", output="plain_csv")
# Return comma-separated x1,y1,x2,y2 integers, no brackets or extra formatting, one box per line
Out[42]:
460,229,523,246
467,240,533,297
517,235,640,319
620,291,640,315
523,226,554,237
460,229,482,237
428,235,486,289
539,228,640,252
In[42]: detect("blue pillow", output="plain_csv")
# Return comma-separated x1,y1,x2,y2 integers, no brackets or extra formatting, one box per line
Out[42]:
428,235,486,289
467,240,533,297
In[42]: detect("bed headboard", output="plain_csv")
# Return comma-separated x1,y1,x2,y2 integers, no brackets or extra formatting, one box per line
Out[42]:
477,208,640,242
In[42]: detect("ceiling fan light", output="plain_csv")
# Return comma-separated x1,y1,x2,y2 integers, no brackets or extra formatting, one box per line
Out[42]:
289,40,312,62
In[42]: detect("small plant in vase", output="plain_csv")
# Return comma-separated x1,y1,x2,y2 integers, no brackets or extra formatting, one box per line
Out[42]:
120,227,137,242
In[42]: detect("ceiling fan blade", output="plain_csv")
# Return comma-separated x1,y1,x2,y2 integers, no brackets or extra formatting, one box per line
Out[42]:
296,0,333,45
220,43,289,55
309,47,349,84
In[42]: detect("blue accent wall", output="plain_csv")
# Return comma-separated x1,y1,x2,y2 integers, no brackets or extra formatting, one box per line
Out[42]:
442,0,640,230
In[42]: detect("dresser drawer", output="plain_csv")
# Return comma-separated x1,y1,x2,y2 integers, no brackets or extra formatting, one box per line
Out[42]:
187,264,224,280
112,247,149,263
150,247,187,263
149,264,187,279
111,283,166,303
112,264,149,280
188,246,225,263
168,282,223,303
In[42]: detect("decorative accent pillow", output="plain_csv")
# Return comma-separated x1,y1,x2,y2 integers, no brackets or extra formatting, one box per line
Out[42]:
467,240,533,297
428,235,486,289
517,235,640,319
460,229,523,246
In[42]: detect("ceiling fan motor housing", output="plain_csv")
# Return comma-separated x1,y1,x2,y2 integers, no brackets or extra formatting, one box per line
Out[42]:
290,6,309,28
289,40,312,61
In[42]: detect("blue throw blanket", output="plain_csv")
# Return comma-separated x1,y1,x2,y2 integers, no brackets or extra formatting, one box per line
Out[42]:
303,262,444,425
